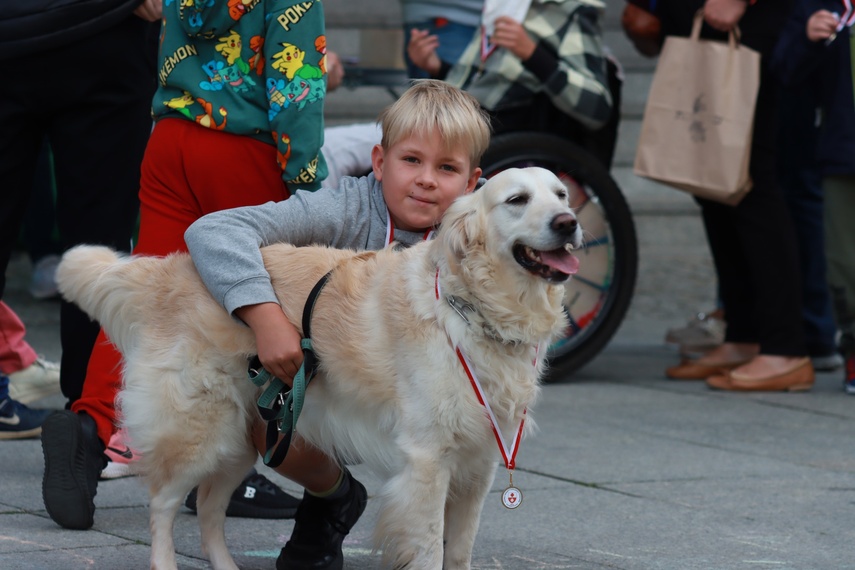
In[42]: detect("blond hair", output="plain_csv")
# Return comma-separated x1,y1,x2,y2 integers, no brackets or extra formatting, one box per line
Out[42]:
378,79,492,168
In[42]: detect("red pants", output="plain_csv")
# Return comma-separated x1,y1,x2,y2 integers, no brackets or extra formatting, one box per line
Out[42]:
0,301,37,375
72,119,290,446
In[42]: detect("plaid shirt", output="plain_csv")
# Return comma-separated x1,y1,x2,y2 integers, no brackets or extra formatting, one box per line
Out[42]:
445,0,612,130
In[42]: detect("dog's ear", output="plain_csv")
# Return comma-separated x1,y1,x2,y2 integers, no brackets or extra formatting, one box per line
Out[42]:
439,194,482,261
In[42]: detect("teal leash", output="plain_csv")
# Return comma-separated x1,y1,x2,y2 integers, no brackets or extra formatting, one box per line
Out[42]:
247,270,332,467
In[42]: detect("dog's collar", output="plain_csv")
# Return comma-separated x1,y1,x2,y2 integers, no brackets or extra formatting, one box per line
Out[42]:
438,272,523,346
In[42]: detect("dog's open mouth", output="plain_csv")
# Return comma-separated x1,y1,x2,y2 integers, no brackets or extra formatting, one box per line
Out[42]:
513,243,580,283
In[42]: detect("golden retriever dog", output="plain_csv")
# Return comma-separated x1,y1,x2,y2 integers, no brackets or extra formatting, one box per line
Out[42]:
56,167,582,570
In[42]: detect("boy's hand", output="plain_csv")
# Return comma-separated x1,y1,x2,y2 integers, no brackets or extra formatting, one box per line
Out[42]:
806,10,839,42
491,16,536,61
703,0,747,32
235,303,303,385
407,28,443,76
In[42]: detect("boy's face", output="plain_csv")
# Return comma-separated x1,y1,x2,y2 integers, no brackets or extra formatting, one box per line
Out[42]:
371,130,481,232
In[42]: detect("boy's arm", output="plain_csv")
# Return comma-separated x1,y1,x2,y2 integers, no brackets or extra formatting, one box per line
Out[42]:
185,188,344,383
186,195,319,317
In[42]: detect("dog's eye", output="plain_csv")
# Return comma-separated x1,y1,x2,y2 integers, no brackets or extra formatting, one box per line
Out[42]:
556,190,568,200
506,194,529,205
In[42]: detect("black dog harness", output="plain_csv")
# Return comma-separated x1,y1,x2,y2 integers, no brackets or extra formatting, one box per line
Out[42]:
247,270,332,468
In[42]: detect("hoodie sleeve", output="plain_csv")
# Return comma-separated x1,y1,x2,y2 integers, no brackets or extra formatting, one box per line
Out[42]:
264,1,328,190
772,0,830,86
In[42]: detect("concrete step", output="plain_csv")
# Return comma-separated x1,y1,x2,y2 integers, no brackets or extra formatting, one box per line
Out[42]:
321,0,678,222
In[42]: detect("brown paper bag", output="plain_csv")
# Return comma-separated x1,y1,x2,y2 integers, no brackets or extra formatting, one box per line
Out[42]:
633,10,760,205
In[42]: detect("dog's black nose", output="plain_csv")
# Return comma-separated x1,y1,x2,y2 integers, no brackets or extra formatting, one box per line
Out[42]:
551,213,578,236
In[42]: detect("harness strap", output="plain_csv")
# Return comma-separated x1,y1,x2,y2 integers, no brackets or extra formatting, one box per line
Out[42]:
247,270,332,467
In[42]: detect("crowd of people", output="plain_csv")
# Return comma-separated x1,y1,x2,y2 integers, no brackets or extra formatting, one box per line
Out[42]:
0,0,853,568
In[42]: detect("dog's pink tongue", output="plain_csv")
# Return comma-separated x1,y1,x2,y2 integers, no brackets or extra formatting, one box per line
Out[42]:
541,249,580,275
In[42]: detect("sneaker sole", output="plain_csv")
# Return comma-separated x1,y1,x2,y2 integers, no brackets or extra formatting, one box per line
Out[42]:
100,460,136,480
41,412,95,530
225,502,299,519
0,426,42,440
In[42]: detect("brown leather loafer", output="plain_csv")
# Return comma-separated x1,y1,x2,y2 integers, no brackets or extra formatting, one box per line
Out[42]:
706,357,814,392
665,358,750,380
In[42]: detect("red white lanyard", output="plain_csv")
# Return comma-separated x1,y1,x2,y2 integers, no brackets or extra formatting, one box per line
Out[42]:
480,26,498,64
434,268,525,471
837,0,855,31
386,210,434,246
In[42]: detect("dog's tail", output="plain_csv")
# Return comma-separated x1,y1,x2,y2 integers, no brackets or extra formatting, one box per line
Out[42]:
56,245,163,354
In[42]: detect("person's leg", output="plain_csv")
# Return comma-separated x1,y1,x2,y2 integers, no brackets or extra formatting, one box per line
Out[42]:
777,84,839,364
0,63,43,302
0,299,61,403
50,19,156,406
41,16,158,530
729,115,807,360
0,301,38,375
72,118,293,448
704,92,812,391
823,175,855,393
252,426,366,570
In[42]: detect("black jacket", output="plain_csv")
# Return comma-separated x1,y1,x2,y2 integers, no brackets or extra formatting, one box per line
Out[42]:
773,0,855,176
0,0,143,59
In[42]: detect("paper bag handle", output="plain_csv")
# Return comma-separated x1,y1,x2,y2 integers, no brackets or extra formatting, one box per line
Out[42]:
689,8,741,49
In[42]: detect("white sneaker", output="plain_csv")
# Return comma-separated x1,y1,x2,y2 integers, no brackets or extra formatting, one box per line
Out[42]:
8,358,61,405
29,254,61,300
101,428,140,480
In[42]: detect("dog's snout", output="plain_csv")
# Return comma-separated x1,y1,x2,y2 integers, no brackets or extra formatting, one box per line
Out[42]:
551,213,578,236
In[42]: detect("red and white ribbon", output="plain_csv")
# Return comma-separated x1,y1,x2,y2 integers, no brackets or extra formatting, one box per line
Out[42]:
434,268,526,470
386,210,434,246
836,0,855,31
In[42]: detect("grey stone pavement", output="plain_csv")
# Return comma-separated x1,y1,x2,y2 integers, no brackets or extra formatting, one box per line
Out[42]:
4,165,855,570
2,3,854,569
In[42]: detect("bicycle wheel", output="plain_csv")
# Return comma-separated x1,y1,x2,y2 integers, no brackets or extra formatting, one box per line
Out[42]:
481,132,638,379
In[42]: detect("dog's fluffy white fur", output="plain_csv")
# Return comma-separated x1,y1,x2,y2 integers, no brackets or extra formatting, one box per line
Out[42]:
56,167,582,570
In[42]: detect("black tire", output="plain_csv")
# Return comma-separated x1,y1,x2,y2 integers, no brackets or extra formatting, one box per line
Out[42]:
481,132,638,380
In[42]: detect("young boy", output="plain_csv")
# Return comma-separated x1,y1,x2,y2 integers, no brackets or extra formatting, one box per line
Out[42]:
185,79,491,570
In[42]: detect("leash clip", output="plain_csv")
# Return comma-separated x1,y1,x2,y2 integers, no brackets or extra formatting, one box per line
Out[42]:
446,295,474,325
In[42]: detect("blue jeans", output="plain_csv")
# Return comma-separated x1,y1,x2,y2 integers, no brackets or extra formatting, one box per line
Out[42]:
403,20,478,79
778,84,838,356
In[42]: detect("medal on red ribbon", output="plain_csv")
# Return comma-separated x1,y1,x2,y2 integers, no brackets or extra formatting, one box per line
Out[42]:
435,269,529,509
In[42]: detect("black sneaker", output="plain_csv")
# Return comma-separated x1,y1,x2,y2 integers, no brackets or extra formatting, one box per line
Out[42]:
185,468,301,519
276,469,368,570
41,410,106,530
0,396,51,440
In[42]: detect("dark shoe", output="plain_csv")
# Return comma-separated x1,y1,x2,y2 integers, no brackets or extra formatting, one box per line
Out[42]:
41,410,106,530
185,468,300,519
276,469,368,570
0,395,51,440
706,357,814,392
